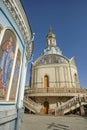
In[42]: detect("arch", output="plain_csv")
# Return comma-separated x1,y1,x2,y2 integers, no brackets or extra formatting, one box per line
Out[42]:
44,75,49,88
74,73,78,83
43,101,49,114
34,54,69,66
0,27,17,101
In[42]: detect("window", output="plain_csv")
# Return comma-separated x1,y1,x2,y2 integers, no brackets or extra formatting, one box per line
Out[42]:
0,26,21,102
44,75,49,88
74,73,78,83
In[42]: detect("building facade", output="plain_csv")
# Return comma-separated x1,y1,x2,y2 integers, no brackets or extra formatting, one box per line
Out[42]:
0,0,33,129
30,27,80,89
24,27,87,115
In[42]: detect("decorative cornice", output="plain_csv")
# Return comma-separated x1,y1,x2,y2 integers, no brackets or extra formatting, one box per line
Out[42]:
2,0,33,62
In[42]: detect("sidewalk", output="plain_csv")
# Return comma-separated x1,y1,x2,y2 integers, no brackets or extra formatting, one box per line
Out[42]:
20,114,87,130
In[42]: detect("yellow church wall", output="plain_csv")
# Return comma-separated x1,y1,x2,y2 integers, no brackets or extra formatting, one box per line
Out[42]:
31,62,79,89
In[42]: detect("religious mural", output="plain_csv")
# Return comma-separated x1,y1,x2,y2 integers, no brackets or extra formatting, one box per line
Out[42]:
35,54,68,66
0,29,16,100
9,49,21,101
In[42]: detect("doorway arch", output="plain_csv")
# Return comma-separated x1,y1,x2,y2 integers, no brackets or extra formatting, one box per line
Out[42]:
43,101,49,114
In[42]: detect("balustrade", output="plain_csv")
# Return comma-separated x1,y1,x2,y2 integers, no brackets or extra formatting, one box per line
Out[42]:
24,96,42,113
56,95,87,115
25,87,87,95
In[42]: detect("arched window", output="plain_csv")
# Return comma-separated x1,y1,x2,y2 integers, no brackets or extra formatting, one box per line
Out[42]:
73,73,80,88
74,73,78,83
44,75,49,88
0,26,21,102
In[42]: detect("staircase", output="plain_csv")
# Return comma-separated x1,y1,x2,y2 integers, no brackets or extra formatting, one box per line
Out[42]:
23,96,42,114
56,95,87,115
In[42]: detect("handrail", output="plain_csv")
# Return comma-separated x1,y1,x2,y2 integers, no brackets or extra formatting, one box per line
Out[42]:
24,97,38,106
25,87,87,94
56,95,87,114
23,96,42,113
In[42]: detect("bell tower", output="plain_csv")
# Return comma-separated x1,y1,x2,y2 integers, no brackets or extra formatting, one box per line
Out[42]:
43,27,62,55
46,26,57,47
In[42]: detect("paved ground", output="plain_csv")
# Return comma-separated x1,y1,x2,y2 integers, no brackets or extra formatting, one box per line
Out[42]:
20,114,87,130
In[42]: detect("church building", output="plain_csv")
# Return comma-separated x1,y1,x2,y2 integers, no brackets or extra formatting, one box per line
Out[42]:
30,27,80,89
0,0,33,129
24,27,87,115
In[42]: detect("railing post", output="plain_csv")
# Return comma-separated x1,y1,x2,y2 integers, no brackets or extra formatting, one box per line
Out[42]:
79,105,85,116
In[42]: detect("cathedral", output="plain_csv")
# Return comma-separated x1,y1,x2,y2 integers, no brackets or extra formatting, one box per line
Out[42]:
24,27,87,115
30,27,80,89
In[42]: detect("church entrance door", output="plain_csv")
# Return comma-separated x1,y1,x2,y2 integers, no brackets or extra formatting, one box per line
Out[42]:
44,101,49,114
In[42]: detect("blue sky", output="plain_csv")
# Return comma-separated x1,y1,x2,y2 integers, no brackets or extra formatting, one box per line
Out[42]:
21,0,87,88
